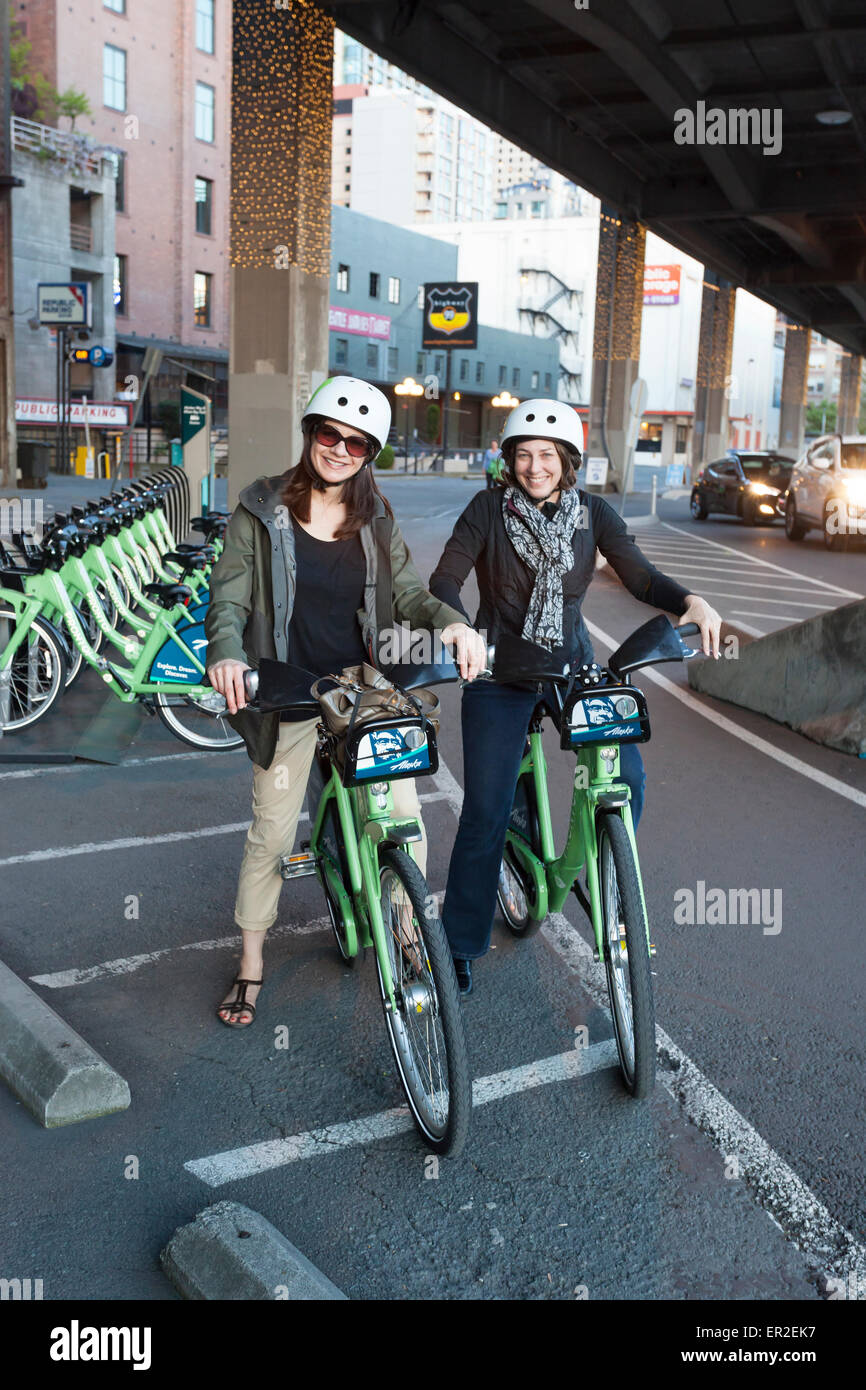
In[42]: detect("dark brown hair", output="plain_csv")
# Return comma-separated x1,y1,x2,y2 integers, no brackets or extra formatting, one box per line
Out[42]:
500,437,580,491
281,417,394,539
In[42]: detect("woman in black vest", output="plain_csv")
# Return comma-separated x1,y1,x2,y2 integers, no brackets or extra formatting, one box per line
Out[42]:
430,399,721,994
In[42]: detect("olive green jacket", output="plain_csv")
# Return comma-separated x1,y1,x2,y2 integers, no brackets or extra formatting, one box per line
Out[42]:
204,471,467,768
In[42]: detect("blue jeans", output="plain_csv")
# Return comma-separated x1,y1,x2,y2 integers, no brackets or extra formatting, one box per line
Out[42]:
441,680,646,961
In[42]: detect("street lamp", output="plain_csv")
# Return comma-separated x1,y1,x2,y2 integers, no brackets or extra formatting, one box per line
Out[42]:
395,376,424,471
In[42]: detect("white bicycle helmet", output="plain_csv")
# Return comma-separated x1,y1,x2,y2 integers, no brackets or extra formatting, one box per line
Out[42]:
500,398,584,456
302,375,392,454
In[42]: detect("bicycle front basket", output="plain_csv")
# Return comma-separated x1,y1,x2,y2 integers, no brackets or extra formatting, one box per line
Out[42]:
560,685,650,750
339,715,439,788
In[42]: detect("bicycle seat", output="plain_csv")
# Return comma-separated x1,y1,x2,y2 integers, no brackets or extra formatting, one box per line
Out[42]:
143,581,193,609
174,542,216,558
164,550,208,571
190,516,228,539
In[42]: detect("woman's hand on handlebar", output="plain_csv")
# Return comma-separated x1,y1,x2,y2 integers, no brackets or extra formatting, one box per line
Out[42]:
207,658,251,713
441,622,487,681
679,595,722,659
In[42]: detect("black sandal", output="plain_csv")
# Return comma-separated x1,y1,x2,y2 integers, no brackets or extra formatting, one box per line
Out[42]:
217,977,263,1028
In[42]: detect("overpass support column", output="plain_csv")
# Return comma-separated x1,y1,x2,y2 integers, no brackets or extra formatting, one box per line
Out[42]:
838,351,863,436
586,207,646,492
693,272,736,473
228,0,333,505
778,319,811,457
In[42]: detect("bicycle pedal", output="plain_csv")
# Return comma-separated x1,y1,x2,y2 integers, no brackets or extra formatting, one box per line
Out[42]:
279,851,317,880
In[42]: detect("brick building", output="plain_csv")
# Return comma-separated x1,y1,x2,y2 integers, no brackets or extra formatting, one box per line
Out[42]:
16,0,231,425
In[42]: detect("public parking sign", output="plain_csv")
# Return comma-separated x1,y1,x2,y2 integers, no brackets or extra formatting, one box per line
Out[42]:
37,283,92,327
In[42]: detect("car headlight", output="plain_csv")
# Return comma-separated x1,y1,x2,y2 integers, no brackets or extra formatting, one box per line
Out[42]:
748,482,780,496
843,476,866,505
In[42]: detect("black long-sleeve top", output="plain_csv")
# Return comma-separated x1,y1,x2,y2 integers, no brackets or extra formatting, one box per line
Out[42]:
429,487,692,668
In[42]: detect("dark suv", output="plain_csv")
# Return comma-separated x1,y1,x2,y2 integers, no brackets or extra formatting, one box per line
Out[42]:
690,451,794,525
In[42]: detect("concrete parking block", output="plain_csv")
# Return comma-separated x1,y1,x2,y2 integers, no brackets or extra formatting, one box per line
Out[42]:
0,959,131,1126
160,1201,347,1301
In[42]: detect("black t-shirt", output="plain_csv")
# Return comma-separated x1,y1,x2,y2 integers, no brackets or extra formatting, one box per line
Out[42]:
281,516,369,720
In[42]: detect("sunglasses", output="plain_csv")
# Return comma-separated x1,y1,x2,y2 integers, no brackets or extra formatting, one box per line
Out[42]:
313,423,371,459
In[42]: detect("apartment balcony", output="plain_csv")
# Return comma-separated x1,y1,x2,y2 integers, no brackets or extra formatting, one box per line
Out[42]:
70,222,93,253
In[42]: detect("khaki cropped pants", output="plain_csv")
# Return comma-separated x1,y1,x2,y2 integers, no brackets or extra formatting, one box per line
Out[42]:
234,717,428,933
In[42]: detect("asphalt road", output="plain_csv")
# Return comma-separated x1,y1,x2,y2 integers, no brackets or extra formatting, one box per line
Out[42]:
1,477,864,1300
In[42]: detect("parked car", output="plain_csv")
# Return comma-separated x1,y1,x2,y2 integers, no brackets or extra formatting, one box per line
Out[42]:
690,451,795,525
783,434,866,551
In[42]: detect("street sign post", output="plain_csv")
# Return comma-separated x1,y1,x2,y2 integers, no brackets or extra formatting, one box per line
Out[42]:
37,283,92,328
422,282,479,465
181,386,211,512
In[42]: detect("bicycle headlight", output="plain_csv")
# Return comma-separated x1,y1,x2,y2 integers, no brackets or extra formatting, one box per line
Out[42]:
613,696,638,719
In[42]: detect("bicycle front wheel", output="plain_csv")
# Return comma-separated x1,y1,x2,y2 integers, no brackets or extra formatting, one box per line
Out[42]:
376,848,471,1156
597,812,656,1098
0,609,67,731
154,690,244,750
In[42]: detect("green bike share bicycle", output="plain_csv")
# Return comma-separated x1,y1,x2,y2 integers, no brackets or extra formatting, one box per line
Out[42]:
243,656,472,1156
0,493,237,747
489,615,701,1099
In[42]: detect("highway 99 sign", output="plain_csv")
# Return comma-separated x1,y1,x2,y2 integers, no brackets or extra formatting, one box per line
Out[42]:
422,282,479,350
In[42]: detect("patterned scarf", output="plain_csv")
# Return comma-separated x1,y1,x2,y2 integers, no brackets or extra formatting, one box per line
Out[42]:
502,485,583,649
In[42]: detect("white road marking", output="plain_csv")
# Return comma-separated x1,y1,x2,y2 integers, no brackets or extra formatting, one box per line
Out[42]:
0,819,267,867
678,590,828,607
29,891,444,989
0,748,240,781
660,522,863,599
184,1042,620,1186
724,617,765,636
729,610,800,625
585,619,866,810
541,912,866,1288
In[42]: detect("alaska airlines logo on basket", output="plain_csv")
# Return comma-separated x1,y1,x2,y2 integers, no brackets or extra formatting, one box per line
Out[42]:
356,725,431,778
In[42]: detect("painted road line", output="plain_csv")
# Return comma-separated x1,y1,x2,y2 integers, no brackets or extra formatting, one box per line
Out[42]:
0,820,268,868
660,522,863,599
641,572,841,596
723,618,765,636
30,891,446,990
676,589,829,608
0,748,240,781
585,619,866,810
541,912,866,1289
184,1042,620,1187
729,610,801,625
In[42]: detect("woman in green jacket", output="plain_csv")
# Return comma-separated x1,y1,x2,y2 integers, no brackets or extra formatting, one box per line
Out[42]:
205,376,486,1026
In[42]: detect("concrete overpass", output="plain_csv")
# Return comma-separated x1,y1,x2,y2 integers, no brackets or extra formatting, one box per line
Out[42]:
228,0,866,495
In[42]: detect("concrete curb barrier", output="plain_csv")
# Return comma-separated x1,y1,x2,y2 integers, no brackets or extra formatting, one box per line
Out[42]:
0,959,131,1126
688,598,866,756
160,1202,347,1300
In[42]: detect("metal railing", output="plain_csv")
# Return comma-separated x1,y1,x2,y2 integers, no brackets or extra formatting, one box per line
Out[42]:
11,116,108,177
69,222,93,252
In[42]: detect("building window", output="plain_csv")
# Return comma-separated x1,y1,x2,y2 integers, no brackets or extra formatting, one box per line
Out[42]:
195,82,215,142
193,271,212,327
675,424,688,454
416,352,425,374
388,276,400,304
366,342,378,370
498,364,506,386
512,367,520,388
434,355,444,375
417,285,424,309
369,271,380,298
196,0,215,55
544,372,552,391
104,0,125,14
336,263,350,293
531,370,539,389
475,361,484,384
195,177,212,235
335,337,348,367
106,149,126,212
387,346,398,376
103,45,126,111
459,358,468,382
531,201,544,217
113,254,127,316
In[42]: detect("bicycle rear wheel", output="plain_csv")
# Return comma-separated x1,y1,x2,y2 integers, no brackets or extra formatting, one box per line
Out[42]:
597,812,656,1098
376,847,471,1156
154,689,243,749
0,609,67,731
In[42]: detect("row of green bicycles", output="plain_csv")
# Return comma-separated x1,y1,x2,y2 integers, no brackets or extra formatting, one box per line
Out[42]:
0,478,243,749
